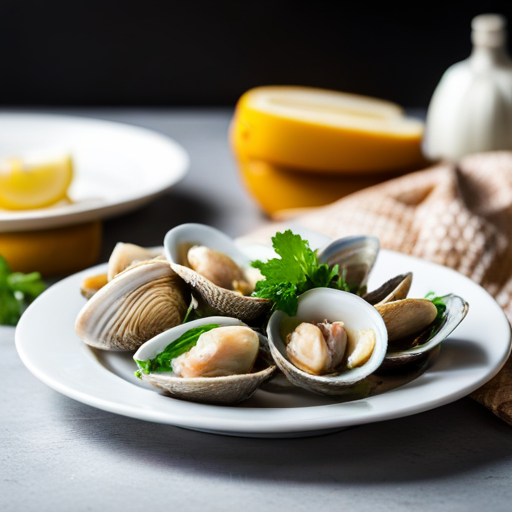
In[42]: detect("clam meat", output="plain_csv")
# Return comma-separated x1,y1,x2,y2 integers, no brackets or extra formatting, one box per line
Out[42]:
133,317,276,404
187,245,256,295
172,325,259,378
267,288,388,396
164,223,272,321
285,321,347,375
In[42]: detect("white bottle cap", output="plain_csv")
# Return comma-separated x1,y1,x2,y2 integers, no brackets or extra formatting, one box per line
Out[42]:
472,14,507,47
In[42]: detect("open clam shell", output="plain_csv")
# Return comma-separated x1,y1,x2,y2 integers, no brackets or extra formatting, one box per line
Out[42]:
379,294,469,371
316,235,380,292
75,259,188,351
164,223,272,321
133,317,276,405
267,288,388,396
363,272,413,306
108,243,162,281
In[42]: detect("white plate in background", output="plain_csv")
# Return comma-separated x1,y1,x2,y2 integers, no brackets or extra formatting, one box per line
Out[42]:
0,113,189,232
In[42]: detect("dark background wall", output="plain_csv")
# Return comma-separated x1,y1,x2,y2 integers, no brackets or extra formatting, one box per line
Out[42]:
2,0,512,108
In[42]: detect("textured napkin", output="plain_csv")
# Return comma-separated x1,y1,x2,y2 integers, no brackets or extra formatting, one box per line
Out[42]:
245,151,512,425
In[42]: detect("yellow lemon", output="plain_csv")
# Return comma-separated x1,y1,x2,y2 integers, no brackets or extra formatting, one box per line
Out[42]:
234,150,408,216
230,86,426,173
0,152,73,210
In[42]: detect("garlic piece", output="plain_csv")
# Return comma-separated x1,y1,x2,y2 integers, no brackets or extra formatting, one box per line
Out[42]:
171,326,259,378
346,329,376,369
425,14,512,160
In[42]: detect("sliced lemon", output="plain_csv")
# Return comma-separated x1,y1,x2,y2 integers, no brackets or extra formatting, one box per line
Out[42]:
234,149,407,215
230,86,425,173
0,152,73,210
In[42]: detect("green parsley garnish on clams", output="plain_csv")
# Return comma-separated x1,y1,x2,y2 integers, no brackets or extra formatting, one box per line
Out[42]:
250,230,349,317
135,323,220,377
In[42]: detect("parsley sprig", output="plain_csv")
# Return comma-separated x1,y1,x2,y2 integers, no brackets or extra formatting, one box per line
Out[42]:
425,292,447,321
135,323,220,377
0,255,46,326
251,230,348,316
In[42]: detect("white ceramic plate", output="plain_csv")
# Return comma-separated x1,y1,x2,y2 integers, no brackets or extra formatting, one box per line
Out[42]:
15,248,511,438
0,114,189,232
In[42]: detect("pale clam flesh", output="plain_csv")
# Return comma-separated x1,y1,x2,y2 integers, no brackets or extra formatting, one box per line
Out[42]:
133,317,276,405
267,288,388,396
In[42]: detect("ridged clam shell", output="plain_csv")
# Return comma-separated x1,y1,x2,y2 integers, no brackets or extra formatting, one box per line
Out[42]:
133,316,276,404
75,260,188,351
170,263,270,321
267,288,388,396
140,366,275,405
375,298,438,342
164,224,272,321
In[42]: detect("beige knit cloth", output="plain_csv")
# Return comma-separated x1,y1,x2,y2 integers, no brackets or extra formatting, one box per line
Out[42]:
247,151,512,425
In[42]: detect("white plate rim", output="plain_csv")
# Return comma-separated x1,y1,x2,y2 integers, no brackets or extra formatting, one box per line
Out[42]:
15,249,512,436
0,113,189,232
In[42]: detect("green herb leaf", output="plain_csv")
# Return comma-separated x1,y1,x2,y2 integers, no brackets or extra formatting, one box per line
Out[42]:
0,254,46,326
425,292,447,321
253,280,298,317
135,323,220,374
251,230,348,316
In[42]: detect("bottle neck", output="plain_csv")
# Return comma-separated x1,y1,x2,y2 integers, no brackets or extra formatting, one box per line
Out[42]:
470,44,510,69
470,14,511,70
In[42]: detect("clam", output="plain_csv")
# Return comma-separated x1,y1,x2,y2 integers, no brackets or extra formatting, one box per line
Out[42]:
164,223,273,321
316,235,380,292
80,243,162,299
375,298,438,344
378,294,469,371
133,316,276,404
108,243,162,280
80,273,109,299
267,288,388,396
75,259,189,351
363,272,413,306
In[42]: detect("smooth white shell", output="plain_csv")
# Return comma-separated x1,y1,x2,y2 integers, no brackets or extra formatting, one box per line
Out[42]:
165,223,252,269
267,288,388,395
316,235,380,291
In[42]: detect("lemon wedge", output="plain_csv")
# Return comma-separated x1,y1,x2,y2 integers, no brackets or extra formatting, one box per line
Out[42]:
230,86,425,172
0,152,73,210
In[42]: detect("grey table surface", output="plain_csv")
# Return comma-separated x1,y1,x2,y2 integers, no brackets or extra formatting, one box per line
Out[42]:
2,109,512,512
